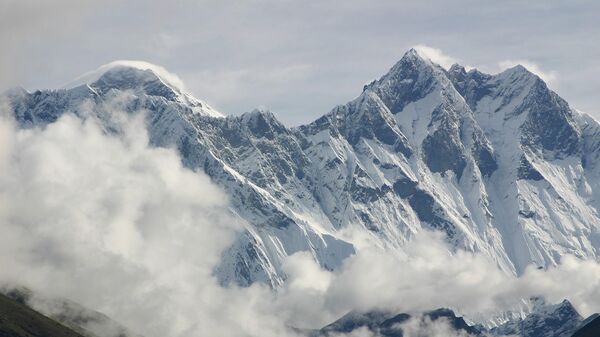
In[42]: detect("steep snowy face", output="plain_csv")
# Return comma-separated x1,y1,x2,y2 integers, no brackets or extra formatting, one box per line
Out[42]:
4,50,600,288
449,64,581,160
447,64,600,273
297,49,505,265
297,48,600,277
92,66,182,100
370,49,497,180
3,65,356,288
368,48,440,113
181,109,355,287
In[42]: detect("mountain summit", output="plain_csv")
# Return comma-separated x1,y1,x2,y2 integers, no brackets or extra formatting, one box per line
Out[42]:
64,60,223,118
4,50,600,287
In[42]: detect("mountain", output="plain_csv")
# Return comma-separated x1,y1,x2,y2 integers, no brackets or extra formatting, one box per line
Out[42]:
1,288,140,337
316,307,482,336
2,287,597,337
315,299,595,337
490,298,583,337
572,314,600,337
4,50,600,288
0,291,85,337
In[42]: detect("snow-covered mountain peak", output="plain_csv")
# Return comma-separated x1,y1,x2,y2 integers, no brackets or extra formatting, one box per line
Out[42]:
502,64,534,76
235,108,289,138
399,47,440,68
448,63,467,76
404,47,420,58
92,65,178,97
495,64,544,90
531,298,577,315
492,298,583,337
242,107,277,121
64,60,186,91
64,60,224,118
361,49,453,117
386,47,444,76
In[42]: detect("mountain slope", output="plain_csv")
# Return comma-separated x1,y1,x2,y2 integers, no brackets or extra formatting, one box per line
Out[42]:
491,299,583,337
572,314,600,337
4,50,600,287
0,292,85,337
315,299,592,337
1,288,140,337
317,308,482,337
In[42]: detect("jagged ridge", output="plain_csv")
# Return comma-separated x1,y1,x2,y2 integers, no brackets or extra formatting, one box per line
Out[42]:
4,49,600,289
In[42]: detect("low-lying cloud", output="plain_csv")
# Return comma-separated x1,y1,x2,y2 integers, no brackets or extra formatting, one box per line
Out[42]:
0,99,600,337
282,231,600,328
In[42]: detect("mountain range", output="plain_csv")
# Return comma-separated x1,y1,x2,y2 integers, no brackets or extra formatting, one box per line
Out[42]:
314,298,600,337
6,49,600,289
4,49,600,337
2,288,598,337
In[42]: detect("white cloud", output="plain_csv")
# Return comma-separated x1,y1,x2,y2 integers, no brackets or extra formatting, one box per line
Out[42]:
413,44,461,70
296,231,515,322
266,231,600,331
499,59,558,84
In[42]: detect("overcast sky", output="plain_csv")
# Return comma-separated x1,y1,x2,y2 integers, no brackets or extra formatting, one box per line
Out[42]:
2,0,599,125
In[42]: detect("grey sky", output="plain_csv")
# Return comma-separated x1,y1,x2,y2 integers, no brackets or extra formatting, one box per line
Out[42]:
1,0,599,125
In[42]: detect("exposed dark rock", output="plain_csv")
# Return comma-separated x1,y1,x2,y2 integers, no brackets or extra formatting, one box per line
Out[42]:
518,155,544,181
422,125,467,180
572,314,600,337
491,299,583,337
